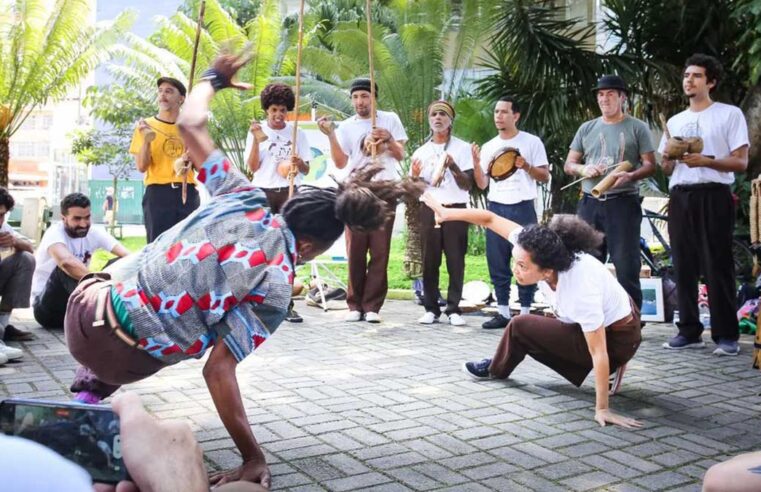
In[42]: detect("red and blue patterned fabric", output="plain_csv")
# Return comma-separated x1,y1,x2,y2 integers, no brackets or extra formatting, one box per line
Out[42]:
111,150,297,364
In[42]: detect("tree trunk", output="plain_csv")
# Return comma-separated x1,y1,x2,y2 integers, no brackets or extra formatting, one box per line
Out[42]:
403,198,423,280
742,84,761,180
0,136,9,189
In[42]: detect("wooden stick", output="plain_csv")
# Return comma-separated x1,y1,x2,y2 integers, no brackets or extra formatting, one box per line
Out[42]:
288,0,306,199
559,161,624,191
366,0,377,164
182,0,206,205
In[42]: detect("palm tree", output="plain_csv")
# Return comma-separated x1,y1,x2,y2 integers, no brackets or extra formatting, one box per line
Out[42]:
0,0,134,187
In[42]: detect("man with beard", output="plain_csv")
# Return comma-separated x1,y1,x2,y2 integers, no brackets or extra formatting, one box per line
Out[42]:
130,77,200,243
659,54,749,355
410,100,473,326
31,193,128,328
317,78,407,323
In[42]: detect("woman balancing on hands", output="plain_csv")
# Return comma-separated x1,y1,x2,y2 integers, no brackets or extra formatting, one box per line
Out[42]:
422,194,643,429
64,51,424,488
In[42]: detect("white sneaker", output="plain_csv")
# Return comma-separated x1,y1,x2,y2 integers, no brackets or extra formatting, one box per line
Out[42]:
0,351,8,365
365,312,381,323
448,313,466,326
0,341,23,360
344,310,362,322
418,312,439,324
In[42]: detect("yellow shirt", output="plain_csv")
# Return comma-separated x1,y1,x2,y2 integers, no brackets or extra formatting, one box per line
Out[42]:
129,116,196,185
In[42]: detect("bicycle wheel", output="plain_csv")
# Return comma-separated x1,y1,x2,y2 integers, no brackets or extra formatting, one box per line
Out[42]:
732,238,754,282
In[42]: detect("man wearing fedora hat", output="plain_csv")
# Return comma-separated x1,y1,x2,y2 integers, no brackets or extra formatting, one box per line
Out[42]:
317,78,408,324
130,76,200,243
564,75,656,310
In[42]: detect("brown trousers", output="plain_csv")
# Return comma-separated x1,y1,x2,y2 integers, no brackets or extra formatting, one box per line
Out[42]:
345,209,396,313
419,203,468,316
65,275,165,398
489,302,641,387
262,187,295,214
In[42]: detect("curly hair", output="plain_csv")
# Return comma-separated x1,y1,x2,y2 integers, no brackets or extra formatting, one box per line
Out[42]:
517,215,603,272
685,53,723,90
0,187,14,211
282,165,425,248
260,83,295,111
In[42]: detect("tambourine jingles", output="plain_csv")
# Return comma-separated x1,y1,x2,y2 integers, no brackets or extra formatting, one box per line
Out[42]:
487,147,520,181
664,136,703,159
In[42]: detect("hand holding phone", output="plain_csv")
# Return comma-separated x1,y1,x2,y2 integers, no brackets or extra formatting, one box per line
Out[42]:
109,392,208,492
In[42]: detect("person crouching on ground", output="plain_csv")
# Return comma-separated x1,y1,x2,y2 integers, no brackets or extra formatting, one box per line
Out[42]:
423,193,643,429
64,51,423,487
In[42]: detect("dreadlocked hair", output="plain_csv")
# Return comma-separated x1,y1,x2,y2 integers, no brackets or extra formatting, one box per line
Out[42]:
282,164,425,246
516,215,603,272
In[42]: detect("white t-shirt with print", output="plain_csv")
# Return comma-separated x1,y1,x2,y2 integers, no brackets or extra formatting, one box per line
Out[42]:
244,122,313,189
31,222,118,299
336,110,408,181
508,227,631,332
410,136,473,204
480,131,549,205
658,102,749,188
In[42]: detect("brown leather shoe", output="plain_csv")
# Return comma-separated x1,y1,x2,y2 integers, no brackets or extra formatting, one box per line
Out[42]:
3,324,35,342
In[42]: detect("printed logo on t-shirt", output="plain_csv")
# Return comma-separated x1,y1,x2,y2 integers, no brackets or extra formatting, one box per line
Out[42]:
676,120,701,139
163,136,184,158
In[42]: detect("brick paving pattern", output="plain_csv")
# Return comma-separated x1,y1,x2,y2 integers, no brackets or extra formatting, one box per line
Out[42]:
1,301,759,491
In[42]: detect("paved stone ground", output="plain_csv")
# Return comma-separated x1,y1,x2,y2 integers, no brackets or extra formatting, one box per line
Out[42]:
2,301,760,492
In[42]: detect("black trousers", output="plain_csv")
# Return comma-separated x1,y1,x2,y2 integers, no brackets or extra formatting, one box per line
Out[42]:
419,203,468,316
142,184,200,243
577,193,643,309
33,267,79,328
669,184,738,343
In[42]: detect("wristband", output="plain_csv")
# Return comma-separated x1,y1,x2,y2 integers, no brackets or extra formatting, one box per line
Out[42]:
200,68,231,92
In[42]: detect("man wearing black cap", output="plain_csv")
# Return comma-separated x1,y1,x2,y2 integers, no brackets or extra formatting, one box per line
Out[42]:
129,76,200,243
564,75,656,310
317,78,408,323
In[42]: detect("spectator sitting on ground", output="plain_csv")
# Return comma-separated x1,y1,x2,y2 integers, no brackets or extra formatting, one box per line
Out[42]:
0,187,35,364
31,192,129,329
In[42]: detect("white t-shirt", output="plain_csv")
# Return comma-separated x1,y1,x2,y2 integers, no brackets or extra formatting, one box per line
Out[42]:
336,110,408,181
410,136,473,204
31,222,118,299
658,102,749,188
508,227,631,332
0,435,92,492
0,221,23,240
244,122,313,189
480,131,549,205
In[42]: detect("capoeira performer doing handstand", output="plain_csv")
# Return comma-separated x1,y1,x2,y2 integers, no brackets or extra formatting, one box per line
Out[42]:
423,193,643,429
63,52,422,487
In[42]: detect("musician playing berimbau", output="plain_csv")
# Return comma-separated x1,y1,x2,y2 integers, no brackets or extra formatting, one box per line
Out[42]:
410,100,473,326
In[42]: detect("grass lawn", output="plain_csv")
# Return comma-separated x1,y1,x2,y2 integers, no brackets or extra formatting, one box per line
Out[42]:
92,236,491,290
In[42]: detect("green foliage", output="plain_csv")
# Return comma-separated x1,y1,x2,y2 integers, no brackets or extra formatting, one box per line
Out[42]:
0,0,135,186
733,0,761,85
181,0,262,26
98,0,282,171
